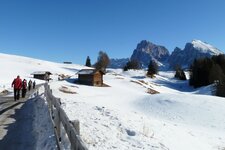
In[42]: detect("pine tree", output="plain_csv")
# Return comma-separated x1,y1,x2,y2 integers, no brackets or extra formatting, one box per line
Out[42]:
85,56,91,67
174,65,186,80
147,60,158,78
216,80,225,97
123,59,140,71
189,57,214,88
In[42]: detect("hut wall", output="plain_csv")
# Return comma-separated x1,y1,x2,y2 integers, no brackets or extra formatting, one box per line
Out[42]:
78,74,94,85
78,71,104,86
93,72,103,86
33,73,50,81
34,74,45,80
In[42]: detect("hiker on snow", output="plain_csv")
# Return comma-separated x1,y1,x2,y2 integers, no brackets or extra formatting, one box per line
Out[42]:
12,75,22,101
28,79,32,91
22,79,27,98
33,80,36,89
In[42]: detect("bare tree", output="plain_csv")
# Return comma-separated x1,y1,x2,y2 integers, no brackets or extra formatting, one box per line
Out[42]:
95,51,110,71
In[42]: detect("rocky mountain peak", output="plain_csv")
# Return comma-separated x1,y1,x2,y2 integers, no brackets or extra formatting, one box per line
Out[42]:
168,40,224,68
131,40,170,67
173,47,182,53
136,40,154,50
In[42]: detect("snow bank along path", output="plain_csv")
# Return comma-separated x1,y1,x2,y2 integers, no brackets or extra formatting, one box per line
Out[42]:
0,85,56,150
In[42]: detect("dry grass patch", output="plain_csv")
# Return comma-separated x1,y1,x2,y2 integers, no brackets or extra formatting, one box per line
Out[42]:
147,88,159,94
0,89,9,95
58,74,71,81
130,80,159,94
59,86,77,94
138,80,148,85
130,80,143,86
115,77,124,80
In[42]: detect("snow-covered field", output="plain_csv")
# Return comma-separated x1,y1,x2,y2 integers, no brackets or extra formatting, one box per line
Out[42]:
1,52,225,150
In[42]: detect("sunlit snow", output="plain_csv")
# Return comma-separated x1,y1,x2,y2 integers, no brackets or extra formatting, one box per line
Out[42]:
0,53,225,150
192,40,223,55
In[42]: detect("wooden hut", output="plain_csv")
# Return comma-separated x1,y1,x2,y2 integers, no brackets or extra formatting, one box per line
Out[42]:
31,71,52,81
63,61,72,64
78,69,105,86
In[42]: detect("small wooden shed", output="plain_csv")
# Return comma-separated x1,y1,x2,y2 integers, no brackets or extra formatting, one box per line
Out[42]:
77,69,105,86
63,62,72,64
31,71,52,81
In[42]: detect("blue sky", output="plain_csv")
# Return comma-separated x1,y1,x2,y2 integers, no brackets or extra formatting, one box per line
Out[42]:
0,0,225,64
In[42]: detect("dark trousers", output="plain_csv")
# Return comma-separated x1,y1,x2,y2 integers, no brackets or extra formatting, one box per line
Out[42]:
14,89,20,101
28,85,31,91
22,89,27,98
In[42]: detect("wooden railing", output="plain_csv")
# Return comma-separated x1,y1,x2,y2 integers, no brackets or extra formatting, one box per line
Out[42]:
44,83,88,150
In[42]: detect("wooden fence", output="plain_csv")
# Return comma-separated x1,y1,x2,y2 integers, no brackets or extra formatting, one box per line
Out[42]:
44,83,88,150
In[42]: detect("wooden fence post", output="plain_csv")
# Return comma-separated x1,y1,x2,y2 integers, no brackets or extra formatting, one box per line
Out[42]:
44,84,88,150
71,120,80,150
55,109,61,142
71,120,80,136
56,98,62,142
50,89,54,117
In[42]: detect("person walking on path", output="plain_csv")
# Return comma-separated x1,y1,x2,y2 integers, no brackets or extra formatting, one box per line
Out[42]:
12,75,22,101
28,79,32,91
22,79,27,98
33,80,36,89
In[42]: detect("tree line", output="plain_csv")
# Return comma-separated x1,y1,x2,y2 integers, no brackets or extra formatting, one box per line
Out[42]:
85,52,159,77
189,54,225,97
84,51,225,97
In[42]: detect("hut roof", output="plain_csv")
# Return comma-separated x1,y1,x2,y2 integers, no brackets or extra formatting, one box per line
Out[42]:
77,69,105,75
31,71,52,75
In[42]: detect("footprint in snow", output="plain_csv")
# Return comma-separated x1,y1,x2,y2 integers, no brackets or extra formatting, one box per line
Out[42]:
126,129,136,136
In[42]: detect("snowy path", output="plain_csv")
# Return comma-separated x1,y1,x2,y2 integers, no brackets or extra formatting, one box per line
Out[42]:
0,98,37,150
0,85,56,150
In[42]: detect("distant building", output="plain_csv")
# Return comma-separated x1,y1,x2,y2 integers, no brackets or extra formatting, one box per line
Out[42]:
63,62,72,64
77,69,105,86
31,71,52,81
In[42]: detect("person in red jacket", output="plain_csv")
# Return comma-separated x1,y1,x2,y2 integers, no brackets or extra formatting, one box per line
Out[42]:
12,75,22,101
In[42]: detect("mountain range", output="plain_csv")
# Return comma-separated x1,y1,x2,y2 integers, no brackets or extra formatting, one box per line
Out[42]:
109,40,224,69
